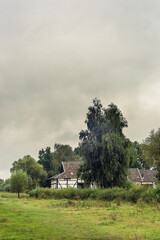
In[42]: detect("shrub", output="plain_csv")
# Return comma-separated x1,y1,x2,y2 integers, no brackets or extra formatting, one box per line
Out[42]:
142,187,156,203
127,185,144,203
95,187,126,201
154,184,160,202
29,185,160,204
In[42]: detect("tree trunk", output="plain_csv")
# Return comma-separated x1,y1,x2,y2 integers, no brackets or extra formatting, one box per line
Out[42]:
18,192,20,198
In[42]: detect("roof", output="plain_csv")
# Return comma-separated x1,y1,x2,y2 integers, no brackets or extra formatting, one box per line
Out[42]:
128,168,157,183
140,169,157,182
50,161,82,179
128,168,142,182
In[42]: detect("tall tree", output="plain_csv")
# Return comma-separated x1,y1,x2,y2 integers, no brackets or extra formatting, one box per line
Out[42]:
78,98,131,188
10,155,47,190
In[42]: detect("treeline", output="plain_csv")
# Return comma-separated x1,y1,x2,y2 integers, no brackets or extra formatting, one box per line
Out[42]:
0,179,10,192
1,98,160,195
0,143,81,194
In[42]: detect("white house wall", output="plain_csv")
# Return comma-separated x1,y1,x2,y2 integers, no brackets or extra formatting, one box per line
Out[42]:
51,178,84,189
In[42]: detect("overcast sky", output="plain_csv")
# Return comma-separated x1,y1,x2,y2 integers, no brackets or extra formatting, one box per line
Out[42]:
1,0,160,179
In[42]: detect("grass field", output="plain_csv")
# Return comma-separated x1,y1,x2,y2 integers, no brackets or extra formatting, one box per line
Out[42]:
0,193,160,240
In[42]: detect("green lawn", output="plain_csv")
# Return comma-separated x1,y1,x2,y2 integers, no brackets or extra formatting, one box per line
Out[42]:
0,193,160,240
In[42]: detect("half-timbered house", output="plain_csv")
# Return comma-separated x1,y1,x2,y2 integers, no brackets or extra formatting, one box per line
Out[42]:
49,161,84,189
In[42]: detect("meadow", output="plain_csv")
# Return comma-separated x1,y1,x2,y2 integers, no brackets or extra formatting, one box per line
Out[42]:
0,192,160,240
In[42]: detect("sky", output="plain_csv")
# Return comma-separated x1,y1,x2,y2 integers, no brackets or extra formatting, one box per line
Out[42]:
1,0,160,179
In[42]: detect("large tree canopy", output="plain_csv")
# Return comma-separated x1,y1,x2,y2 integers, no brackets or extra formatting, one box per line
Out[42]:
78,98,132,188
10,155,47,189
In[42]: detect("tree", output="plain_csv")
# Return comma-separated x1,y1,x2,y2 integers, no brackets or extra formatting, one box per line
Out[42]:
10,155,47,190
0,179,4,192
0,179,4,185
129,141,144,169
142,129,160,180
38,144,81,178
10,170,28,198
0,179,11,192
38,147,53,174
78,98,131,188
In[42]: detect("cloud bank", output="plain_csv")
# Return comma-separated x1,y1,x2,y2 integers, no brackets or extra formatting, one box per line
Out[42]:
1,0,160,178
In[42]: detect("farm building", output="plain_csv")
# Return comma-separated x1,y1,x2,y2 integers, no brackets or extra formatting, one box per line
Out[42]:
49,161,84,189
50,162,158,189
128,168,157,187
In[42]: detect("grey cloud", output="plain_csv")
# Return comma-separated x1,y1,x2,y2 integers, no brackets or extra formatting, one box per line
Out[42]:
1,0,160,178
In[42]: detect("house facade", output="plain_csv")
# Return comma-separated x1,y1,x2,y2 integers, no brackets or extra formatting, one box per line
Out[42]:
50,162,158,189
49,161,84,189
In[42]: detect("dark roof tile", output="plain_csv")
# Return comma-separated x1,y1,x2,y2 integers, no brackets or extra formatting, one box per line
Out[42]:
52,161,82,179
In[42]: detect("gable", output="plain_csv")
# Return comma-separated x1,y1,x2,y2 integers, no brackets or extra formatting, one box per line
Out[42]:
50,161,82,180
128,168,157,183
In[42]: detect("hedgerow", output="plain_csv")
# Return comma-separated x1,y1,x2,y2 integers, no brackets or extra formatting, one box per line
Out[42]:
29,185,160,204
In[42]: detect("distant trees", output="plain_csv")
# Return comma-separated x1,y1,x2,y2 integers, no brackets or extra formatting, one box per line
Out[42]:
38,144,81,179
10,155,47,190
142,128,160,180
78,98,133,188
0,178,11,192
8,98,160,190
10,170,28,198
38,147,53,176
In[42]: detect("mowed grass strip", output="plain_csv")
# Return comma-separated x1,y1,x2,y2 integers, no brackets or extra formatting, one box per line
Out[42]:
0,194,160,240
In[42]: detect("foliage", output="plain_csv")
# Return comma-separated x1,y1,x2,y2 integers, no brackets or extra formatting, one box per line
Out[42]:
50,143,81,175
38,144,81,179
142,128,160,180
10,155,47,190
10,170,28,197
128,141,144,169
0,178,4,185
78,98,131,188
127,185,144,203
121,179,133,190
0,179,11,192
38,147,54,176
29,185,160,204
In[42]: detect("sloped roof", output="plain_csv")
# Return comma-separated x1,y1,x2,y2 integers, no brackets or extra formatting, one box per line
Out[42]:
50,164,158,183
128,168,142,182
128,168,157,183
50,161,82,179
140,169,157,182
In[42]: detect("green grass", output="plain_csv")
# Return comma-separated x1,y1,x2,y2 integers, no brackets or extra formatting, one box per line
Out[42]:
0,192,160,240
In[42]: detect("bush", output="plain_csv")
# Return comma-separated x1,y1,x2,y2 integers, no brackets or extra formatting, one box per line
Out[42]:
127,185,144,203
142,187,156,203
122,180,133,190
29,185,160,204
95,187,127,201
154,184,160,202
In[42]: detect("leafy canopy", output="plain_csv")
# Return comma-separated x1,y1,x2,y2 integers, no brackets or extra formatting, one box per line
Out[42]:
10,170,28,198
10,155,47,190
78,98,132,188
38,144,81,178
142,128,160,180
